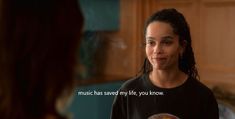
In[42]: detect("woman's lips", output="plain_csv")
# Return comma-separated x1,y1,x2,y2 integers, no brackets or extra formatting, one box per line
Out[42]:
152,57,167,62
153,57,166,60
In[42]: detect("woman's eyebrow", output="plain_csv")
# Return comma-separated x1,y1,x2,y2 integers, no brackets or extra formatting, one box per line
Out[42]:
162,35,174,40
146,37,156,41
146,35,175,41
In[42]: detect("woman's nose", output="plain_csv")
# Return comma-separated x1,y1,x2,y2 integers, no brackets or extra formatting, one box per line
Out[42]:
153,43,163,54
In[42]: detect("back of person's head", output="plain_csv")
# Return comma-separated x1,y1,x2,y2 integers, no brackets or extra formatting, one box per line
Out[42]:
0,0,83,118
142,8,198,79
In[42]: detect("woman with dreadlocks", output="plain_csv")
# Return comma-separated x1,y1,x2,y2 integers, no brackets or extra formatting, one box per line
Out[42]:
111,8,218,119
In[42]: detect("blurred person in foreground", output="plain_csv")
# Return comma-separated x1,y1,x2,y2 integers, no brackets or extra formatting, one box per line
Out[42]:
0,0,83,119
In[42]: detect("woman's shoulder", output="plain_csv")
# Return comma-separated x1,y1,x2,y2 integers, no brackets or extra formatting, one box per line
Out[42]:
119,75,145,91
189,77,215,97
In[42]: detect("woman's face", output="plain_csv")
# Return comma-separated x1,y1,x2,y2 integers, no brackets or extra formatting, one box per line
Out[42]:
145,21,184,71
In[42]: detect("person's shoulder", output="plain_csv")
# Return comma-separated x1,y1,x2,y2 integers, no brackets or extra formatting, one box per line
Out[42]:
119,75,144,91
189,77,214,96
189,77,219,116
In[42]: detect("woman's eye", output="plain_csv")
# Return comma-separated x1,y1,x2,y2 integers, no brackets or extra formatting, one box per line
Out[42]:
161,39,173,45
147,41,155,46
163,41,172,45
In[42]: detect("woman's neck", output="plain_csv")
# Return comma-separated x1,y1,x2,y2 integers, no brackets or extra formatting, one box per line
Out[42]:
149,68,188,88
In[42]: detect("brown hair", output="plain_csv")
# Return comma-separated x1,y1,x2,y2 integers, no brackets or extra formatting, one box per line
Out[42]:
0,0,83,118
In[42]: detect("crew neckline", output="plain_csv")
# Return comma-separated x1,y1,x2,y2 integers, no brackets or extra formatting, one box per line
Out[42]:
143,73,190,91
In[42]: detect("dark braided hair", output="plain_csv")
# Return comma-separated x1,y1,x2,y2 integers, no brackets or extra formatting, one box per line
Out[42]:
140,8,199,80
